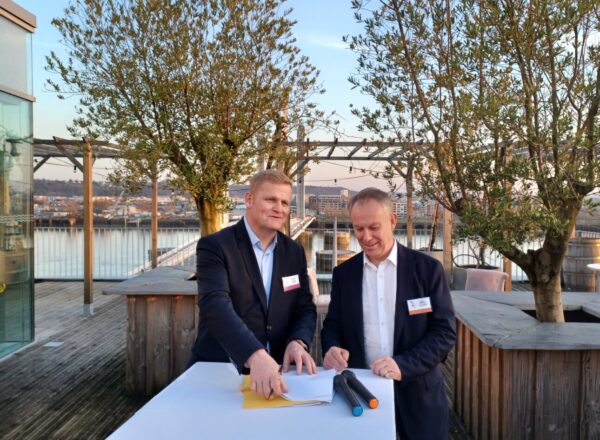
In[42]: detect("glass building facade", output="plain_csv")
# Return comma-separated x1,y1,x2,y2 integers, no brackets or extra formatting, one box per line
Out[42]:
0,1,35,359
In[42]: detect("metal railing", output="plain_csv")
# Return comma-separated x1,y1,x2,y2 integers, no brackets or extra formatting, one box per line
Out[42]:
307,228,600,283
34,226,199,280
34,225,600,282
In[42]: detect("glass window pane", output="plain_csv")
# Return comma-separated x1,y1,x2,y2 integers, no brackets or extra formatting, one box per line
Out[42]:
0,16,32,95
0,90,33,358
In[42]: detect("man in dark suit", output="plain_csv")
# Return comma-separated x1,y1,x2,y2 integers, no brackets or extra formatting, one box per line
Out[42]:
321,188,456,439
189,170,317,399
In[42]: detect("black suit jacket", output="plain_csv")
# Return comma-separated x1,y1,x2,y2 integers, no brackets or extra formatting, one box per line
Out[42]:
190,220,316,370
321,243,456,440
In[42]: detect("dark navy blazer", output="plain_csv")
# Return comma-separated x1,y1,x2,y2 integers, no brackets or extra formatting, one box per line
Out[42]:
321,244,456,440
189,220,316,370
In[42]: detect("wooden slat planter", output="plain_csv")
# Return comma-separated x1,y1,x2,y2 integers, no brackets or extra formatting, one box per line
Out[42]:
452,291,600,440
104,266,198,396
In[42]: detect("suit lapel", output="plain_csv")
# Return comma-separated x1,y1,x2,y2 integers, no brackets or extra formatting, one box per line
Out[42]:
268,233,283,309
393,244,416,347
348,254,367,366
234,221,268,315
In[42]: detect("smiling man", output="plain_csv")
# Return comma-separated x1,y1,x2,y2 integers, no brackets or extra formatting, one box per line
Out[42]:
321,188,456,439
189,170,317,399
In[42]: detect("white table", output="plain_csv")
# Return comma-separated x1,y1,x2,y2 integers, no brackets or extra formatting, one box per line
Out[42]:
108,362,396,440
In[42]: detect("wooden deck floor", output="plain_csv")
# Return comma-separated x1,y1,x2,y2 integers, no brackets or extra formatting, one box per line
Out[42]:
0,282,471,439
0,282,149,440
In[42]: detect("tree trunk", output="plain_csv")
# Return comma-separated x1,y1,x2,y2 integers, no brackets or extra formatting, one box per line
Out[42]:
406,172,414,249
197,198,223,237
530,268,565,322
527,240,567,322
428,203,440,251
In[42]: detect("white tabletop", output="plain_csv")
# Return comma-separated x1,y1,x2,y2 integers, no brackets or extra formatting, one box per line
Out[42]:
108,362,396,440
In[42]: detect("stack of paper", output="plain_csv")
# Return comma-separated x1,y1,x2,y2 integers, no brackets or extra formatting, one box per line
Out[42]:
241,368,336,409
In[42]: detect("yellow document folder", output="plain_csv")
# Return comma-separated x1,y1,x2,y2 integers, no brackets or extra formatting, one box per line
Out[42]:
241,375,321,409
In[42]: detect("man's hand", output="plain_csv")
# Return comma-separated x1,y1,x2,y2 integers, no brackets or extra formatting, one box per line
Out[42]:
323,346,350,371
282,340,317,375
246,349,287,398
370,356,401,381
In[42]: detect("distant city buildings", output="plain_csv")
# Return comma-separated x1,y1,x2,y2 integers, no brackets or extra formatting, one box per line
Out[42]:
33,185,444,225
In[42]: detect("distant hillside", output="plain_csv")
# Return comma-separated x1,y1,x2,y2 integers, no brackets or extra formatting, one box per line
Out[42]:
34,179,177,197
34,179,352,199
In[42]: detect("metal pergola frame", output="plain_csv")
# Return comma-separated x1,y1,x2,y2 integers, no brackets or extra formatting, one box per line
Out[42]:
28,137,476,310
275,139,456,279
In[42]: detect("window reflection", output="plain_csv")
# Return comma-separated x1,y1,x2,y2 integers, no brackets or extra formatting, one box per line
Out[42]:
0,90,33,357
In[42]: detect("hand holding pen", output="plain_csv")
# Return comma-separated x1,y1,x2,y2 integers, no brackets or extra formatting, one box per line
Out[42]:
246,349,287,399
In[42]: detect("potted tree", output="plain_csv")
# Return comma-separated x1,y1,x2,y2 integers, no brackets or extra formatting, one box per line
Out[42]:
348,0,600,437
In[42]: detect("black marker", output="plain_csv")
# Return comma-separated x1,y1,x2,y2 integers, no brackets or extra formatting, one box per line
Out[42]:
334,374,363,417
341,369,379,409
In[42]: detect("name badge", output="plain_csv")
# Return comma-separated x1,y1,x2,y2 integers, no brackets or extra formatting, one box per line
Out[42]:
407,297,432,315
282,274,300,292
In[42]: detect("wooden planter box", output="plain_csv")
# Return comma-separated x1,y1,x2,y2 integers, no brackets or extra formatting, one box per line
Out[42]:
452,291,600,439
104,266,198,396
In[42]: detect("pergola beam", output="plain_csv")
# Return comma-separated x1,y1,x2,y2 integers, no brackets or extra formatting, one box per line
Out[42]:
368,146,388,158
33,156,50,172
54,137,84,173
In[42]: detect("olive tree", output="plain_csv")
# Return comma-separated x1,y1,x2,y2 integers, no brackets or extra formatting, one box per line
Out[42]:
47,0,324,235
348,0,600,322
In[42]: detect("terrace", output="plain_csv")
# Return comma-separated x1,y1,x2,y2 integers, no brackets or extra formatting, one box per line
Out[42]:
3,1,600,438
0,280,501,439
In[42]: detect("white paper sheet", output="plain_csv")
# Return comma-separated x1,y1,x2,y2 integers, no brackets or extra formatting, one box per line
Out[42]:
280,368,336,403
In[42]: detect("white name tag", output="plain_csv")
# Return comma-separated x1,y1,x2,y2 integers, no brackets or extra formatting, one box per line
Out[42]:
407,297,432,315
282,274,300,292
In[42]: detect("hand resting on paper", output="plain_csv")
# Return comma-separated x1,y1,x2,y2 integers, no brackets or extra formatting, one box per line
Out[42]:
282,339,317,375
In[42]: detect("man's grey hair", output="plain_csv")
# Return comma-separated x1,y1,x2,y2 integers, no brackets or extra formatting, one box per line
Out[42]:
248,169,292,192
348,187,393,213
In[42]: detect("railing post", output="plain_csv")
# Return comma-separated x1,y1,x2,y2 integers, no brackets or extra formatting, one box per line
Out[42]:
151,176,158,268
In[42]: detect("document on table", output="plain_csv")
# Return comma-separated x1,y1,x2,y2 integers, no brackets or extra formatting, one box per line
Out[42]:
241,368,336,409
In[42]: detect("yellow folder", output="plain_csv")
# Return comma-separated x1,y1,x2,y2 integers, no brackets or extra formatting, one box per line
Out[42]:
240,375,321,409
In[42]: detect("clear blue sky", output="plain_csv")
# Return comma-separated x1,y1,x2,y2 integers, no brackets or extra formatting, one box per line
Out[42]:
18,0,400,191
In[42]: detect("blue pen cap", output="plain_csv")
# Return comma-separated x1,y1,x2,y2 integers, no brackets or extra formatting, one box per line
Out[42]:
352,406,363,417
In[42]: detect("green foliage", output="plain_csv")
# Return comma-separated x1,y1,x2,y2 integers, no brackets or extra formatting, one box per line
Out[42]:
47,0,325,226
348,0,600,279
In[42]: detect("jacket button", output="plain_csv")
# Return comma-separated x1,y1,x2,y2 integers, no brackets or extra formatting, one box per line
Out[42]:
266,325,272,331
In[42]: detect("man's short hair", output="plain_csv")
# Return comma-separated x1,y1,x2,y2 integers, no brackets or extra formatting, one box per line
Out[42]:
348,187,393,213
249,169,292,192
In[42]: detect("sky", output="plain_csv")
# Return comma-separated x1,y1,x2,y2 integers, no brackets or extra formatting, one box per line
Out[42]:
17,0,402,192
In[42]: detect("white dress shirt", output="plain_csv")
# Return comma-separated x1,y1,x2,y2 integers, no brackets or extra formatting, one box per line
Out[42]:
362,240,397,366
243,216,277,303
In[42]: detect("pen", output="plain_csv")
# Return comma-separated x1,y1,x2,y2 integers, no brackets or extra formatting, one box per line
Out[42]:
268,365,283,399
